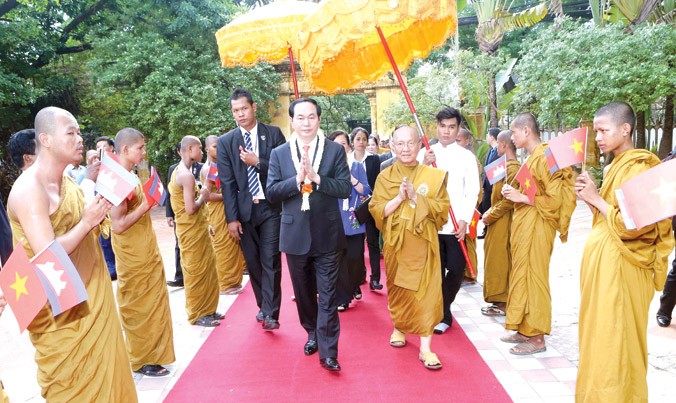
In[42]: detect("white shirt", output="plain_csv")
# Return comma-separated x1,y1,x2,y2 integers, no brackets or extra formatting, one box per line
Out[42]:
241,124,265,200
417,142,480,234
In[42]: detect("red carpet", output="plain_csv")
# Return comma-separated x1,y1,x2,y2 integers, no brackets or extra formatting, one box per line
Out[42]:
166,256,511,402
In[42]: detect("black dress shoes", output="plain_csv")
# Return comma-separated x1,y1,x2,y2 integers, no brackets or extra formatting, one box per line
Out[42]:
320,357,341,371
256,310,264,323
369,280,383,291
167,279,183,287
262,316,280,330
304,339,318,355
657,314,671,327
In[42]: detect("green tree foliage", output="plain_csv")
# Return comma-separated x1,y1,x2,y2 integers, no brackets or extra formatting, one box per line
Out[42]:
514,19,676,127
315,94,371,134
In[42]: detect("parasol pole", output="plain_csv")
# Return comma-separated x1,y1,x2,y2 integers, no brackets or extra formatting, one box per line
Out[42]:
288,46,300,99
376,26,476,278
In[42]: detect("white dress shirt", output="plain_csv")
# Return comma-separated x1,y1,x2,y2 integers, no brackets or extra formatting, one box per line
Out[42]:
417,142,480,234
241,123,265,200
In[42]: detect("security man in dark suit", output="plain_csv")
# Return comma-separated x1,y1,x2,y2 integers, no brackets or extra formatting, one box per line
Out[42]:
267,98,351,371
218,88,286,331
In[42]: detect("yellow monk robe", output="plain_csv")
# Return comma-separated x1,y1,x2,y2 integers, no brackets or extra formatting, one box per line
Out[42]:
506,144,576,336
0,381,8,403
168,170,219,323
483,159,520,303
10,177,136,402
576,149,674,403
111,184,175,371
465,156,484,280
201,173,246,291
370,162,450,335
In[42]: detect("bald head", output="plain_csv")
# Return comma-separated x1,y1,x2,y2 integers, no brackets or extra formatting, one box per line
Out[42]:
205,135,218,147
457,129,474,151
391,125,418,142
114,128,144,153
34,107,76,148
511,113,540,136
180,135,201,151
595,101,635,133
497,130,516,153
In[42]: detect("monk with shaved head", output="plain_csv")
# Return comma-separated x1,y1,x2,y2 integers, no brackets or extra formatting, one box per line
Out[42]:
200,135,246,295
7,107,136,401
575,102,673,401
110,128,175,377
168,135,221,327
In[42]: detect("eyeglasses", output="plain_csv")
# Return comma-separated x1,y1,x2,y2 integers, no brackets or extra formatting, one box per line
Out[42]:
394,141,418,150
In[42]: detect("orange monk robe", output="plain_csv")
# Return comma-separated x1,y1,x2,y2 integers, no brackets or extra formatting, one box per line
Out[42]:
370,162,450,335
10,177,136,402
200,174,245,292
168,170,219,323
111,184,175,371
483,159,520,303
506,144,576,336
465,156,484,280
0,381,8,403
576,149,674,403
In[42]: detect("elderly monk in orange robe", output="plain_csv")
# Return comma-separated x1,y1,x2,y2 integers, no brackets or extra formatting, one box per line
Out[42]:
7,107,136,401
370,125,450,370
481,130,520,315
168,135,222,327
111,128,175,377
200,135,245,295
501,113,576,355
574,102,674,402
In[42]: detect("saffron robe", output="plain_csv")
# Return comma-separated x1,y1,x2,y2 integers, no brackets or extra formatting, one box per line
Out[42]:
370,162,449,335
10,176,137,402
201,175,245,291
465,156,484,280
168,170,219,323
111,184,175,371
576,149,674,403
483,159,520,303
506,144,576,336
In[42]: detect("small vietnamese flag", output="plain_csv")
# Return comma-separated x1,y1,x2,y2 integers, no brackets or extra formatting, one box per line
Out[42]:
544,148,560,174
547,128,587,170
31,240,88,316
95,151,140,206
0,246,47,332
515,163,538,204
143,166,167,207
207,162,220,190
616,158,676,230
484,155,507,185
467,209,481,240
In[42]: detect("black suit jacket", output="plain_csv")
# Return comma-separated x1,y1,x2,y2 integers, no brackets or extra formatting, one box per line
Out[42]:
364,154,380,192
217,122,286,223
166,162,202,218
267,138,351,255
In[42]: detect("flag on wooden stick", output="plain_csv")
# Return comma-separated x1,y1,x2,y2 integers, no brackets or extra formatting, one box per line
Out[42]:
484,155,507,185
95,152,140,206
514,163,538,204
467,209,481,240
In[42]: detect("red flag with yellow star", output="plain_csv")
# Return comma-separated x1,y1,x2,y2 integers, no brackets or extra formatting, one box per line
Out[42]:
467,209,481,240
0,246,47,332
515,163,538,204
547,128,587,170
616,158,676,230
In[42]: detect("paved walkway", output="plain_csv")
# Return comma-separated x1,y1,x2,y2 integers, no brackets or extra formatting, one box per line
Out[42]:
1,201,674,402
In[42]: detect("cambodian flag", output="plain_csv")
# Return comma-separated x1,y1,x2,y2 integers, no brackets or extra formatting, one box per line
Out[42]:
207,162,220,189
95,151,139,206
484,155,507,185
143,166,167,207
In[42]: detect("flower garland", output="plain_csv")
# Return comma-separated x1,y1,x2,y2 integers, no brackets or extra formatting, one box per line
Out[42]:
289,130,325,211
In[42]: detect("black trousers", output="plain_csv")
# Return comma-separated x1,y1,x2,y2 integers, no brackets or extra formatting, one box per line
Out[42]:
365,218,381,282
658,232,676,319
286,251,341,360
173,224,183,280
240,202,282,320
438,234,466,325
336,234,365,305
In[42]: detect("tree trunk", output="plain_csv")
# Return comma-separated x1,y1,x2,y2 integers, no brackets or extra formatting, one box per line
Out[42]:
488,73,497,129
635,109,646,149
658,94,674,159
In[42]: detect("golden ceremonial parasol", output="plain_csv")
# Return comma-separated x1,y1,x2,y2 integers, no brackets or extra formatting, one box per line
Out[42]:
214,0,319,98
298,0,475,276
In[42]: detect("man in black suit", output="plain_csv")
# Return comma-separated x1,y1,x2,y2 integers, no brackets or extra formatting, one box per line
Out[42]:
478,127,501,239
218,88,286,331
267,98,351,371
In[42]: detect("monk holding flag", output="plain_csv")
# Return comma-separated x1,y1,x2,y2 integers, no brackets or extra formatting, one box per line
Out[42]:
481,130,520,316
110,128,175,377
574,102,674,402
7,107,136,401
200,135,246,295
168,136,221,327
500,113,576,355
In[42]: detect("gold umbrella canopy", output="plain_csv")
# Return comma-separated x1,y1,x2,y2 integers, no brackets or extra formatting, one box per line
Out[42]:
297,0,457,93
215,0,319,68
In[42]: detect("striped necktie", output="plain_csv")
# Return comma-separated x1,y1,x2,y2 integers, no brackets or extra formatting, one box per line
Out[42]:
243,131,261,198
